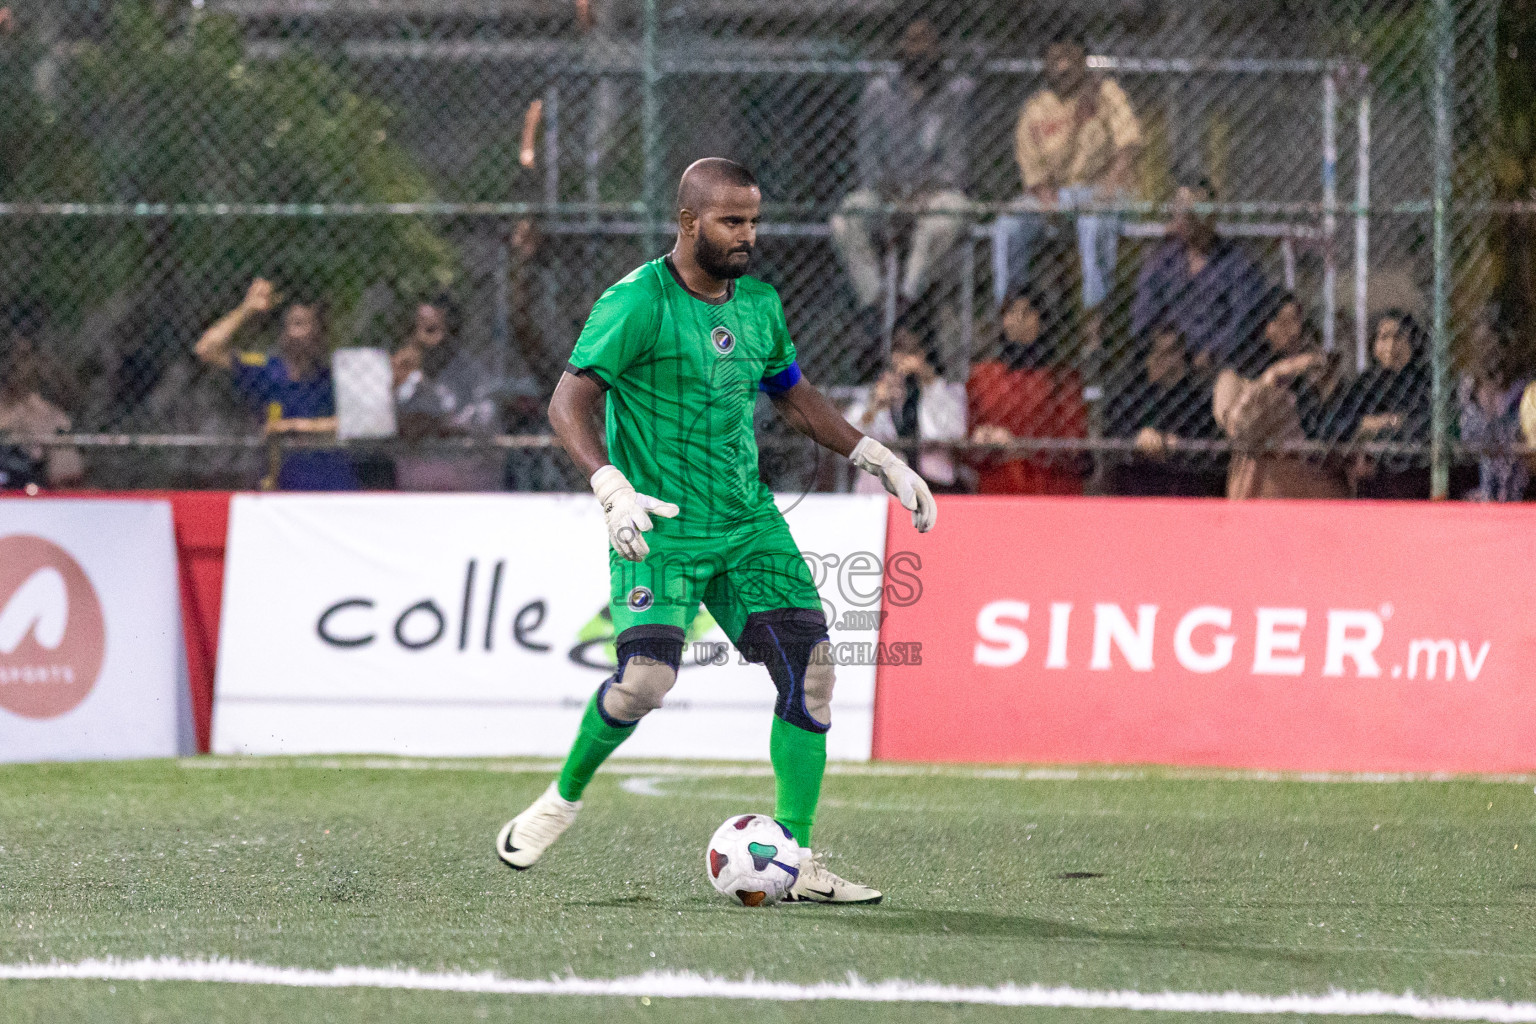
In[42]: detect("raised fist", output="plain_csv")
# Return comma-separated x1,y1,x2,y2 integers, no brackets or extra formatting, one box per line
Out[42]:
242,278,276,315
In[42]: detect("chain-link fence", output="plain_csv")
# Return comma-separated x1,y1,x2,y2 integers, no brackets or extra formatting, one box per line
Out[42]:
0,0,1521,498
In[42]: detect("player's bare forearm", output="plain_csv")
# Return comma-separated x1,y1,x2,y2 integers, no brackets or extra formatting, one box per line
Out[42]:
549,370,610,477
769,378,864,459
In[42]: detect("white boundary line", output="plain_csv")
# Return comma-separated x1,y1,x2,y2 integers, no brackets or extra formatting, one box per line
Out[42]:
177,756,1536,787
0,959,1533,1020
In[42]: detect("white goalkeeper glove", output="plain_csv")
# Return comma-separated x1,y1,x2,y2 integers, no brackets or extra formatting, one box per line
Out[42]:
850,436,937,533
590,464,680,562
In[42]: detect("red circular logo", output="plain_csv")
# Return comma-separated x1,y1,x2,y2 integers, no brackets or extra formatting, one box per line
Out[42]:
0,535,106,719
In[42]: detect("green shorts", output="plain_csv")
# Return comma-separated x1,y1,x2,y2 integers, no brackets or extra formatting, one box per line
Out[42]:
609,515,822,643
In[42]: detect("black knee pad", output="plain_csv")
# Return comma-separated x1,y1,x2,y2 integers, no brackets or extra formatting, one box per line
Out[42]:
737,608,831,734
595,624,685,728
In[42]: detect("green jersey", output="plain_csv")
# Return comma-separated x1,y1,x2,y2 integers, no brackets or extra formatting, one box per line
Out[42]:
567,257,799,538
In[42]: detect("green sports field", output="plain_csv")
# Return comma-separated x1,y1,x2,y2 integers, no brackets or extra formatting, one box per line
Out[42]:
0,756,1533,1023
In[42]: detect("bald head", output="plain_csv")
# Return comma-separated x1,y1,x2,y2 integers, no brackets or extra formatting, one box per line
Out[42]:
677,158,759,218
673,158,761,282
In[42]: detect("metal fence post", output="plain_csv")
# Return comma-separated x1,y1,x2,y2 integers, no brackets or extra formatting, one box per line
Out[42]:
492,237,510,382
543,85,560,206
1322,72,1338,355
641,0,661,257
1354,83,1371,374
1430,0,1455,500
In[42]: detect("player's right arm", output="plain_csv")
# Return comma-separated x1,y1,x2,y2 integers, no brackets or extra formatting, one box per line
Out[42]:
548,369,610,479
555,273,679,562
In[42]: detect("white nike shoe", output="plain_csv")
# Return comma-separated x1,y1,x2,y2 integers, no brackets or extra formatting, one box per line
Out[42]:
496,781,580,870
782,851,882,904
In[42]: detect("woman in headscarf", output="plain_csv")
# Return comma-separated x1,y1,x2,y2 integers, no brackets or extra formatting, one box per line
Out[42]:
965,285,1087,494
1457,312,1529,501
1213,291,1349,499
1331,310,1432,499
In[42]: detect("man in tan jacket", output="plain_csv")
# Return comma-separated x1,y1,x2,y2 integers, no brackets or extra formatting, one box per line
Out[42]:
992,39,1141,311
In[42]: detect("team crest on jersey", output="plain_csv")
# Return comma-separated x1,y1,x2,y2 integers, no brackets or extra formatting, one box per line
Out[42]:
710,326,736,355
626,586,654,612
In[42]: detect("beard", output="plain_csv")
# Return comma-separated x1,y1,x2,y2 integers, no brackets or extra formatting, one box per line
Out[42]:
694,232,753,280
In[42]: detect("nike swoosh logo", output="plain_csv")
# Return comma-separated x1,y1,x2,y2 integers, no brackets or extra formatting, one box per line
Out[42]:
805,888,836,900
496,825,522,860
497,834,533,871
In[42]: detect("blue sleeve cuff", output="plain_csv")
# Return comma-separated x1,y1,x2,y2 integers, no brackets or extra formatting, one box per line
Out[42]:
759,361,802,396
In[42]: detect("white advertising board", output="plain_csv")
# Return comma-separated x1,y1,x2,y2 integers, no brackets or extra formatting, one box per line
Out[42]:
213,493,888,760
0,499,192,762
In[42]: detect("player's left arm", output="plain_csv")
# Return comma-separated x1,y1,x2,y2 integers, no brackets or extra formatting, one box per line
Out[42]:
767,376,937,533
765,375,861,458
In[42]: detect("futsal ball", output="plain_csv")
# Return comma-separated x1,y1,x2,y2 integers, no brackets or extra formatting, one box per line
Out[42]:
705,814,804,907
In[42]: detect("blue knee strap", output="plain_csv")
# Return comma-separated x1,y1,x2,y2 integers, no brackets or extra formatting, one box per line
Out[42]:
737,609,831,734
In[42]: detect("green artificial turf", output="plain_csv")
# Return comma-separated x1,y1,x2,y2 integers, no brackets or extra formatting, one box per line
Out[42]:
0,757,1533,1023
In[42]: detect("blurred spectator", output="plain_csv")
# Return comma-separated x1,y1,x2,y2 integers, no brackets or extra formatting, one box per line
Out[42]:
1330,310,1433,499
1212,361,1345,500
1458,316,1529,502
966,287,1087,494
1248,290,1348,438
1522,380,1536,456
509,218,578,395
992,38,1141,312
3,300,79,413
843,325,967,491
391,295,504,492
1107,325,1225,496
830,18,973,324
1212,297,1350,500
501,218,582,491
502,382,569,491
106,294,184,427
195,278,359,491
479,216,580,491
1252,288,1308,365
1131,179,1268,367
0,325,84,489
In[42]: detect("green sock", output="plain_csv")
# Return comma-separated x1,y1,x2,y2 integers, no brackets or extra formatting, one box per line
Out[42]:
770,717,827,848
556,690,635,802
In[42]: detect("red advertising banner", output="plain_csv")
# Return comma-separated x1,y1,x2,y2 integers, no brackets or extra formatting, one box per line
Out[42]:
874,497,1536,772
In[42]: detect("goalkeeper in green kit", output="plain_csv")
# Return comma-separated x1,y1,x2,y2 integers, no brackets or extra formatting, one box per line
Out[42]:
495,159,936,903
